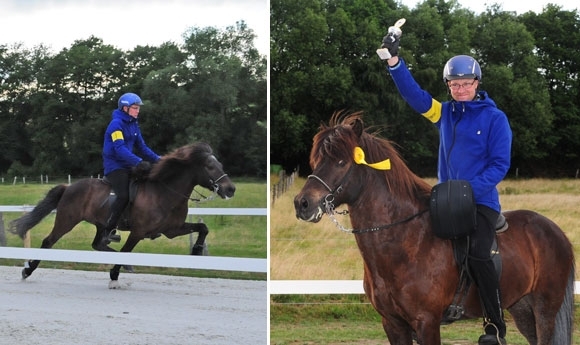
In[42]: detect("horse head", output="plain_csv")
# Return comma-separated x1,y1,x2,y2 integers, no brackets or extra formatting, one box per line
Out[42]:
294,112,369,222
149,142,236,200
294,111,431,224
199,150,236,199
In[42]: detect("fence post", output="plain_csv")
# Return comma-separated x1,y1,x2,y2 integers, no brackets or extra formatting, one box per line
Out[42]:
0,212,6,246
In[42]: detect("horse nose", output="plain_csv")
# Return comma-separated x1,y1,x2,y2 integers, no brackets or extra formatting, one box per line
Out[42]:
226,184,236,197
293,195,309,217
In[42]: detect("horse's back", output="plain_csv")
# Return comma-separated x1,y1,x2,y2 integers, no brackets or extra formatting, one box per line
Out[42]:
57,178,111,221
498,209,574,306
501,209,573,258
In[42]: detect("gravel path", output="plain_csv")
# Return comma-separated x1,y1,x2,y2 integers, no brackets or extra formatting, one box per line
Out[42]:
0,266,266,345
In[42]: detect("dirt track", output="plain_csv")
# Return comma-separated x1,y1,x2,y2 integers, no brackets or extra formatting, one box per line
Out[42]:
0,266,266,345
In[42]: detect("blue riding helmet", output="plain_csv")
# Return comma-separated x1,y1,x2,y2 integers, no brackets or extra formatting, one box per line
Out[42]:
442,55,482,82
118,92,144,110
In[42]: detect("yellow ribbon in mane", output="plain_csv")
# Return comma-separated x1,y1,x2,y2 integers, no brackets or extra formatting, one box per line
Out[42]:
353,146,391,170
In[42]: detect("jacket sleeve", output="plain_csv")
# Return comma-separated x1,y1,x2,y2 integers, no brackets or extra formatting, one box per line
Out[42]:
108,122,142,167
134,131,161,163
388,59,443,124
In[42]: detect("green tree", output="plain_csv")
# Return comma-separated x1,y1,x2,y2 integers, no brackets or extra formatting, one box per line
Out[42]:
520,6,580,175
271,0,398,172
471,9,556,176
0,23,266,178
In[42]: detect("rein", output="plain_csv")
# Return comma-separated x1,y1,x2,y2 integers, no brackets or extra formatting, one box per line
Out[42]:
307,172,428,234
162,173,228,203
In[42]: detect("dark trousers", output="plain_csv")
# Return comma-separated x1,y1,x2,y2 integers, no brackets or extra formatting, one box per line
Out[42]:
105,169,130,230
468,205,506,337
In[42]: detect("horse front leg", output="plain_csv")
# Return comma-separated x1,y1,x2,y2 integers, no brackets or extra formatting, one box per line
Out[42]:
382,316,414,345
109,235,141,289
163,222,209,255
411,317,443,345
382,315,443,345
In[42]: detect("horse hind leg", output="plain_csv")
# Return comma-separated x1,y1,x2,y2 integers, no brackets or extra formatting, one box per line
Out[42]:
509,291,569,345
508,296,538,344
22,230,68,279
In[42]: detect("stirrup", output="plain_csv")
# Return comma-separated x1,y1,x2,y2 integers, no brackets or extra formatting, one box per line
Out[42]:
107,230,121,243
478,322,506,345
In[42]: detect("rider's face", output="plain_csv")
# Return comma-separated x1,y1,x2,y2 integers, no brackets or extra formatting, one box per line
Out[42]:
125,105,140,118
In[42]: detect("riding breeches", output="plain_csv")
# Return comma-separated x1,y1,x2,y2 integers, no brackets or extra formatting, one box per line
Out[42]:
468,205,506,337
105,169,130,226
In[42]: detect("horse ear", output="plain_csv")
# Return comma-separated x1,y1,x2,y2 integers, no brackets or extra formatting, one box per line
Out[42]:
352,118,363,138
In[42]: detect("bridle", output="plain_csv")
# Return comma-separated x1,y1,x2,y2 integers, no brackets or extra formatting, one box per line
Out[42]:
164,173,228,203
307,165,427,234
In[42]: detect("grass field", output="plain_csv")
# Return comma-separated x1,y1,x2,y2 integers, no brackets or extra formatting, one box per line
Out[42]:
270,177,580,344
0,178,267,280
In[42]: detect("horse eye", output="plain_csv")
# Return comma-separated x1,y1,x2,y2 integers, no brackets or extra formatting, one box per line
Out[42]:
338,160,346,167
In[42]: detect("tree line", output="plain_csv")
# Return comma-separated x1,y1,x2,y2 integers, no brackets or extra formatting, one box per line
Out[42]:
271,0,580,178
0,21,267,179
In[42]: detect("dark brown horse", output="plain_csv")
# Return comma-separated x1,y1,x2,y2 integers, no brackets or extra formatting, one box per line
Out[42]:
10,142,235,288
294,112,574,345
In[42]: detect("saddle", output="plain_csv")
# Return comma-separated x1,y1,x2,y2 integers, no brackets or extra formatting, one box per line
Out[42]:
430,180,508,323
99,178,141,230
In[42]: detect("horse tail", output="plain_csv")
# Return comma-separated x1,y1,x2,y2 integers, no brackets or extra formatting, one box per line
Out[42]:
552,263,574,345
8,184,68,239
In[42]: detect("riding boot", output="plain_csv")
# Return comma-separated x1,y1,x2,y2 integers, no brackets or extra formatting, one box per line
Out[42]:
103,210,123,243
469,258,506,345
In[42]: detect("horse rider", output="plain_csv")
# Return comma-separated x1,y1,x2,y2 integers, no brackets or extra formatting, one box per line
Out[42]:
379,26,512,345
102,92,161,244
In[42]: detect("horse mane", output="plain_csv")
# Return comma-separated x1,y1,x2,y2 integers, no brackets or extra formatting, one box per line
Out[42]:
312,111,432,203
148,142,213,182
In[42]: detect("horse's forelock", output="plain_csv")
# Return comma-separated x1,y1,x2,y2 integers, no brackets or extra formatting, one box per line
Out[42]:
311,124,359,170
313,111,431,202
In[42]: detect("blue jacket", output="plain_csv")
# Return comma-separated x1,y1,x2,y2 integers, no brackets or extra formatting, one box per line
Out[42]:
388,59,512,212
102,109,160,175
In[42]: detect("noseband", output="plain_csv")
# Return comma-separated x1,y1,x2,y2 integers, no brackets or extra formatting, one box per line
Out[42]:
210,174,228,194
307,163,356,218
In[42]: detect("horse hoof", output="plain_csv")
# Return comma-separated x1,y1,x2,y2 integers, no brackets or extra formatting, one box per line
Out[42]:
21,269,30,280
191,243,208,256
109,280,121,289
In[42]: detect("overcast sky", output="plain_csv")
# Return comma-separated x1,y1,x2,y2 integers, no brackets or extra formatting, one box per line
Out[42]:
1,1,577,57
0,0,268,54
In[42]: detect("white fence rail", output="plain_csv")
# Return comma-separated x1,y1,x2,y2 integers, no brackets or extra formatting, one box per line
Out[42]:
270,280,580,295
0,247,266,272
0,206,267,273
0,205,267,216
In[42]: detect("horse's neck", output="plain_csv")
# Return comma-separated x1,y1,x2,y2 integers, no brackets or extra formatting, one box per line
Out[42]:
159,173,197,196
347,177,430,264
348,180,425,230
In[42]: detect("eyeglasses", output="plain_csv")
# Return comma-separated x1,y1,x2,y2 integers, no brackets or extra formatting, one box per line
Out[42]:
448,80,477,91
129,105,141,110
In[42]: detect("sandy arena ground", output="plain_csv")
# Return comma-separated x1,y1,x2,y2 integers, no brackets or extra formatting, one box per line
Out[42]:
0,266,267,345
